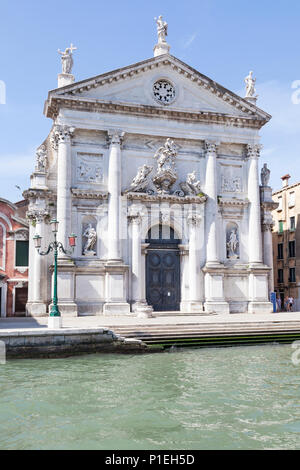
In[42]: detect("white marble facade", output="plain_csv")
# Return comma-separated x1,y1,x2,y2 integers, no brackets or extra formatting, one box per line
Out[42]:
25,40,275,316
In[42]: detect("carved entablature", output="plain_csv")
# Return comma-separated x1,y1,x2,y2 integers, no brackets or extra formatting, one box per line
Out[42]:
76,152,104,184
23,189,53,203
218,198,249,219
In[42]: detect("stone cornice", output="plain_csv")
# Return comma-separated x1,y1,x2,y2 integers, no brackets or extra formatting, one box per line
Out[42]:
218,198,249,207
71,188,108,199
125,191,207,204
45,95,267,129
44,54,271,128
23,188,54,201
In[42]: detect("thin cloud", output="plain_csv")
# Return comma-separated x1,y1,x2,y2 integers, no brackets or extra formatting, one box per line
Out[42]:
182,33,198,49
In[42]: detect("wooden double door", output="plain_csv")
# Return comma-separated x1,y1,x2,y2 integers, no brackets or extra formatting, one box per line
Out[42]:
146,246,180,311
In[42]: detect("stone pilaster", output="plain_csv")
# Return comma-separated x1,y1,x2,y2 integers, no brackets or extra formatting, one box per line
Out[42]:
128,213,153,317
54,124,75,256
186,212,204,312
247,144,263,265
205,141,219,266
106,130,124,263
26,209,49,316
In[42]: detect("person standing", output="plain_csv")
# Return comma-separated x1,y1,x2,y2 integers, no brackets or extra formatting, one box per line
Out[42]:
289,296,294,312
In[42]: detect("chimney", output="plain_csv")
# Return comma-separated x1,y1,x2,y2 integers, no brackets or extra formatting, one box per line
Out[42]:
281,174,291,188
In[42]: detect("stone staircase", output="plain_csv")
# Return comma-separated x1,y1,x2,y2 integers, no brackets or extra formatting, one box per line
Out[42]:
108,320,300,350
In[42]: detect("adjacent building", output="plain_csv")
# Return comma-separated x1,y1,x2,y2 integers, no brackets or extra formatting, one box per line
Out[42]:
0,198,29,316
24,19,275,317
272,175,300,310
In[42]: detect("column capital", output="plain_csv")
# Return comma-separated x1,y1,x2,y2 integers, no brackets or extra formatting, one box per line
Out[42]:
107,130,125,147
247,143,262,159
205,140,219,155
187,212,202,226
51,124,75,149
26,209,50,224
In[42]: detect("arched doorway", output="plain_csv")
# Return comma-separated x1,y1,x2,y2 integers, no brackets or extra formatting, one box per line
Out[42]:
146,225,181,311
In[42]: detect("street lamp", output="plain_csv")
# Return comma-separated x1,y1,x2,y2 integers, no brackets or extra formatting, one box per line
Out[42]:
33,219,77,328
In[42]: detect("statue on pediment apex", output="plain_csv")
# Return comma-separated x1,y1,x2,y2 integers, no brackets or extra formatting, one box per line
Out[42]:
58,43,77,74
154,16,168,44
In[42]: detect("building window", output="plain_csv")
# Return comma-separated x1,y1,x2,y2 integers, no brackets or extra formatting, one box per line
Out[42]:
290,216,296,231
15,241,29,267
278,221,284,234
278,243,283,259
289,240,296,258
289,267,296,283
278,269,284,283
277,196,283,211
289,192,295,208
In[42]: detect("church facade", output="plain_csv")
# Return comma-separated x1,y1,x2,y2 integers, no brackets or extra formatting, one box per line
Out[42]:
24,24,276,317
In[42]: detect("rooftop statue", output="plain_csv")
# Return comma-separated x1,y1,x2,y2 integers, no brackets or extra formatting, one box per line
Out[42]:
154,15,168,44
58,43,77,74
244,71,256,98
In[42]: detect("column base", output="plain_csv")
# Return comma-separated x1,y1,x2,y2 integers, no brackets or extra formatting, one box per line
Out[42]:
185,301,204,313
26,302,48,317
49,302,78,317
132,302,154,318
204,301,230,314
48,316,62,329
103,302,131,316
248,301,273,314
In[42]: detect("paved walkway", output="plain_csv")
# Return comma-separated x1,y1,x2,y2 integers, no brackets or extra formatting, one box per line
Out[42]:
1,311,300,332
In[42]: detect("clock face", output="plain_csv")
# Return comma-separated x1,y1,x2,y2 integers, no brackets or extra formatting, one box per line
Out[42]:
153,80,176,105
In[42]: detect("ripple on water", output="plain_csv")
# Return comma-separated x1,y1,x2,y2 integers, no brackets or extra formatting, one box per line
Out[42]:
0,344,300,449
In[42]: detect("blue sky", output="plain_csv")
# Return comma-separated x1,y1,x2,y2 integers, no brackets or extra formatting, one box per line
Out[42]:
1,0,300,202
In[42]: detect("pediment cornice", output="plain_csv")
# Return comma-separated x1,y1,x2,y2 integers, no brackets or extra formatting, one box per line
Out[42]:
44,54,271,128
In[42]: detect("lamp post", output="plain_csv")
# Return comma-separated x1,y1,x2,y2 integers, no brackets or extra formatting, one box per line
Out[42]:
33,219,77,328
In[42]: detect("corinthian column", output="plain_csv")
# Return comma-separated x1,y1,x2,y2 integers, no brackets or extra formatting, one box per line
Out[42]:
187,212,204,312
247,144,263,265
54,125,75,255
205,141,219,265
107,130,124,262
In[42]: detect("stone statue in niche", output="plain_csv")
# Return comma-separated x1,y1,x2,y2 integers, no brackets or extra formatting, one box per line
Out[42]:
226,228,239,259
35,145,47,172
58,44,77,74
126,164,153,193
82,224,97,256
180,171,202,195
261,163,270,186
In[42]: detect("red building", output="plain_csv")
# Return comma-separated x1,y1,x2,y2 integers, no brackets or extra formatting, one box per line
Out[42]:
0,198,29,316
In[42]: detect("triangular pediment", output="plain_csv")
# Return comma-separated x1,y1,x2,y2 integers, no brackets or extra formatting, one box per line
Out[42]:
45,54,270,126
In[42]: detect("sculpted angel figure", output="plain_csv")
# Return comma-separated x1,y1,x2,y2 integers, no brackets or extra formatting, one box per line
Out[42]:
154,15,168,44
261,163,270,186
180,171,202,195
155,138,177,172
58,43,77,74
128,164,153,192
83,224,97,254
244,71,256,98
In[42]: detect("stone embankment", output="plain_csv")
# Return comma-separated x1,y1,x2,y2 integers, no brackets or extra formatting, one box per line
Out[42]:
0,328,147,358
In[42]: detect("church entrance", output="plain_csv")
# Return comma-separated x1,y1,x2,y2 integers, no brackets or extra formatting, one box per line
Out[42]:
146,225,180,311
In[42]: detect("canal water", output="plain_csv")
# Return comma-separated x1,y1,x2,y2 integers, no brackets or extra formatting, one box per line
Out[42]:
0,344,300,450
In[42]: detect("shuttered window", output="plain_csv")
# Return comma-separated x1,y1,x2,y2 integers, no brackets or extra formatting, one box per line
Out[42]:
15,241,29,267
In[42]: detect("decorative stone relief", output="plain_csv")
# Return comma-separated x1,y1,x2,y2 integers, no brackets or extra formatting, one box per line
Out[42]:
76,153,103,184
126,164,153,193
226,223,239,259
35,145,47,173
152,138,178,194
15,229,29,241
82,223,97,256
221,164,243,193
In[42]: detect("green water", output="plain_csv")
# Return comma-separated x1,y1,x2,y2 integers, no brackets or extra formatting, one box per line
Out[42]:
0,344,300,450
